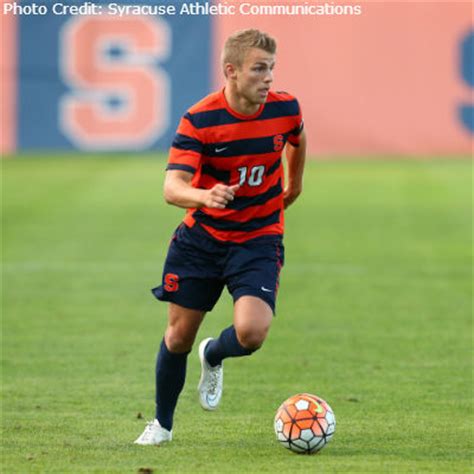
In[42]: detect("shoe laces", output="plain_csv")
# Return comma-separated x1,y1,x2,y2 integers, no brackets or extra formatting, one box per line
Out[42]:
141,420,158,442
208,366,221,394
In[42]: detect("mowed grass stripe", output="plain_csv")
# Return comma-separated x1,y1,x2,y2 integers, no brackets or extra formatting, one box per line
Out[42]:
2,157,472,473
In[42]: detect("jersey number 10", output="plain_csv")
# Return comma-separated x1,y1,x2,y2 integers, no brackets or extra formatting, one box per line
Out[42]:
237,165,265,187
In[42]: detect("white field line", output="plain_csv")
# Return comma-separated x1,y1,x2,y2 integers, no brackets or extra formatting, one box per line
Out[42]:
3,261,468,277
2,261,366,275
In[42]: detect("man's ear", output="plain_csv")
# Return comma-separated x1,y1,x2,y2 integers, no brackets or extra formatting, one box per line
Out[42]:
224,62,238,80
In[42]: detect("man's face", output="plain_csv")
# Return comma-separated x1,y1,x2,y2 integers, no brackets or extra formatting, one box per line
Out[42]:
232,48,275,105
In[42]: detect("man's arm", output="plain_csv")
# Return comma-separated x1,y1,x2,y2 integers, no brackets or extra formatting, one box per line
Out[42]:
164,170,239,209
284,129,307,209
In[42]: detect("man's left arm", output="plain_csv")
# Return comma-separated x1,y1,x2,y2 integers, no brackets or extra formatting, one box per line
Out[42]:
284,129,307,209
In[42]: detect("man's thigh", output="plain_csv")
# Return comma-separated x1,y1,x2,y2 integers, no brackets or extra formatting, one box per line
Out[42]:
225,237,284,314
152,224,226,312
233,295,273,343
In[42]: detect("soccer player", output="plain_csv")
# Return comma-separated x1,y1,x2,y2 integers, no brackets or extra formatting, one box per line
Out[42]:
135,29,306,445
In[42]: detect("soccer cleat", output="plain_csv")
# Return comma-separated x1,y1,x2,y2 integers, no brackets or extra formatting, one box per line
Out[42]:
198,337,223,411
134,419,172,446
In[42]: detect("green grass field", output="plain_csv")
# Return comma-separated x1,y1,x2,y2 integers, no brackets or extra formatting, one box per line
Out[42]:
2,156,472,473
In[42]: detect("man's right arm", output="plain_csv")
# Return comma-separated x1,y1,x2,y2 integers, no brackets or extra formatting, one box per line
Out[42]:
164,170,239,209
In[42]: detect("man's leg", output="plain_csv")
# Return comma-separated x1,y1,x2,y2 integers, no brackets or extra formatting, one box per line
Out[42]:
198,296,272,410
204,235,283,368
204,296,273,367
156,303,205,429
135,303,205,445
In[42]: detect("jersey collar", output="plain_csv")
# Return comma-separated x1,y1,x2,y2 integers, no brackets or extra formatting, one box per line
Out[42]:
220,88,265,121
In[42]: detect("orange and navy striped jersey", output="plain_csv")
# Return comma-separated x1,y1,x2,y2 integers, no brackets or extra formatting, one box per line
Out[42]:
167,89,304,243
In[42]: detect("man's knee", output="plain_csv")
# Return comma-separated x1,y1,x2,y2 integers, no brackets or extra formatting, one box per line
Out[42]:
165,304,205,353
165,326,195,353
233,295,273,351
235,324,269,351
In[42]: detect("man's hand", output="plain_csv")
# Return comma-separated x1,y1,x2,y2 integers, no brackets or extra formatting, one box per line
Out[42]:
283,185,302,209
164,170,240,209
203,184,240,209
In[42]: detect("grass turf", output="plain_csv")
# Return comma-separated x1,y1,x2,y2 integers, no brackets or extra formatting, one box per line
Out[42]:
1,156,472,473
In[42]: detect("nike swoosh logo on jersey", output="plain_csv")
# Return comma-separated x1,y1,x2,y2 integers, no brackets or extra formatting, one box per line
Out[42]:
215,146,228,153
261,286,273,292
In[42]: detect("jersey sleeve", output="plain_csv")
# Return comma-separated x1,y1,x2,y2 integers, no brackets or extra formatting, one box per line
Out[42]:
167,113,203,174
287,99,304,147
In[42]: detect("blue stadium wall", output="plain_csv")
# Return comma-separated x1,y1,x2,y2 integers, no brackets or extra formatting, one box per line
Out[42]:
4,1,211,152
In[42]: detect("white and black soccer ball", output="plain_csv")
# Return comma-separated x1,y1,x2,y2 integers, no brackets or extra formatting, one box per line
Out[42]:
274,393,336,454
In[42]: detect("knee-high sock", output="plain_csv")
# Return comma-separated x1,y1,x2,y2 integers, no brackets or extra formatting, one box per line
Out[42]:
204,325,255,367
155,339,188,431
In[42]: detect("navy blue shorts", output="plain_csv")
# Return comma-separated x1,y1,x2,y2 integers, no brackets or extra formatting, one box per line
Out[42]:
152,224,284,313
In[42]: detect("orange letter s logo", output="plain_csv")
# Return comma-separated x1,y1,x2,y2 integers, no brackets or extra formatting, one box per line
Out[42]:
164,273,179,292
273,134,284,152
59,15,171,150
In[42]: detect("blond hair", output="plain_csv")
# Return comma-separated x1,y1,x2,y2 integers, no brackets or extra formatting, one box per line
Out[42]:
222,29,276,73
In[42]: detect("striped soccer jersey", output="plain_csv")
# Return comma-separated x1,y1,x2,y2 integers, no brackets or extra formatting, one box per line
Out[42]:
167,89,304,243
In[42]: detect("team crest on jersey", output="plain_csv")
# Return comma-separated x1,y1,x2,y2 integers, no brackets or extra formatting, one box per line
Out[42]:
273,134,284,152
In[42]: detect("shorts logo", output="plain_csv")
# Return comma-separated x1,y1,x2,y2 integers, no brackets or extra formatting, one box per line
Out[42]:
164,273,179,292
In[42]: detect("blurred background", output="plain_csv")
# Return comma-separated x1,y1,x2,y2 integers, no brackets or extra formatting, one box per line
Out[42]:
1,0,472,156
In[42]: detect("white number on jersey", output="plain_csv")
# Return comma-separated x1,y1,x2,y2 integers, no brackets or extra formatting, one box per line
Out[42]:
237,165,265,187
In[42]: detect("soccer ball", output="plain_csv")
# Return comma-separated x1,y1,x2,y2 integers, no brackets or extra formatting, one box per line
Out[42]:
274,393,336,454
